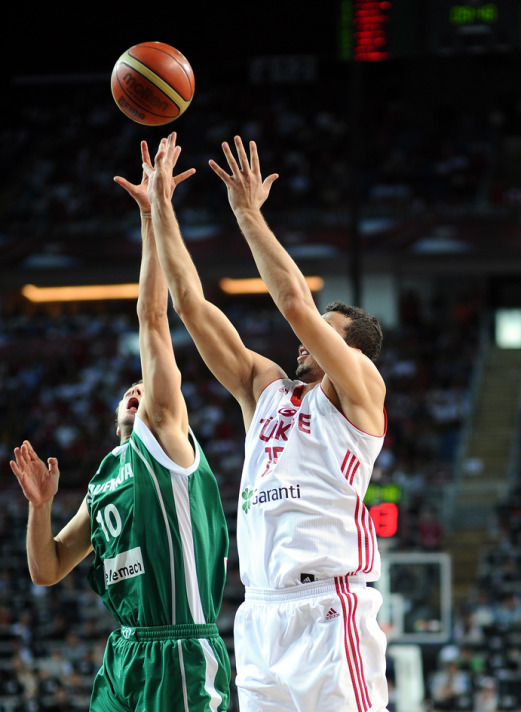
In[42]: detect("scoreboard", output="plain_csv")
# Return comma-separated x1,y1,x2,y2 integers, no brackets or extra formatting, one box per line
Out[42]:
339,0,521,60
425,0,521,54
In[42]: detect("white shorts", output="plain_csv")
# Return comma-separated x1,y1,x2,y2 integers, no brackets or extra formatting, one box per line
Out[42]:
234,576,389,712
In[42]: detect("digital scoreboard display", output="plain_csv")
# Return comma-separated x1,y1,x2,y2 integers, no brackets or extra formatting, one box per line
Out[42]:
338,0,521,60
343,0,393,62
425,0,521,54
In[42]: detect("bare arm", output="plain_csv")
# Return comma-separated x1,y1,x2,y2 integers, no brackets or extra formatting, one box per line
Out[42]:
10,441,92,585
115,141,196,465
143,134,283,428
210,137,385,434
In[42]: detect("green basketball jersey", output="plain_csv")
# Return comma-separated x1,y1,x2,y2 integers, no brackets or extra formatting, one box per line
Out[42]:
86,416,229,627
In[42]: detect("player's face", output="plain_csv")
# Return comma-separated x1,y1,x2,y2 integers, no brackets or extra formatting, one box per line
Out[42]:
295,345,321,383
295,313,351,383
116,382,144,432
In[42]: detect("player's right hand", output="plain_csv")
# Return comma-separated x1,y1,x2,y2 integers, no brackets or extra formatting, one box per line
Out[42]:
10,440,60,505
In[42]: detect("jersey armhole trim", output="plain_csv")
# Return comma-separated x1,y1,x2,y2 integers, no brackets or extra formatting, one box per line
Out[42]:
318,386,387,439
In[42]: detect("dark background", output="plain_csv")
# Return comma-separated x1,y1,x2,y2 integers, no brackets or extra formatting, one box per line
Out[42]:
6,3,340,78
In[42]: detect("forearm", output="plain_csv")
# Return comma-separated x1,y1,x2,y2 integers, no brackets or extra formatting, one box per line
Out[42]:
151,197,205,314
234,207,314,316
150,196,274,402
137,216,169,322
26,501,62,586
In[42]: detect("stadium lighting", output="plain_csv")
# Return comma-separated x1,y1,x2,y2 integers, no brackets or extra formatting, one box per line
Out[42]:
219,276,324,295
21,284,140,302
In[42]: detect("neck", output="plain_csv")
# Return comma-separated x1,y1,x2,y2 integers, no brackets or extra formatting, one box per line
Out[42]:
119,426,133,444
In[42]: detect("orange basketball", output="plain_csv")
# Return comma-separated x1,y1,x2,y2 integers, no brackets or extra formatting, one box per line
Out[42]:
111,42,195,126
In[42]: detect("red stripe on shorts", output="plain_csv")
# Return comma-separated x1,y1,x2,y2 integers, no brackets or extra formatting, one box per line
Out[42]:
335,576,371,712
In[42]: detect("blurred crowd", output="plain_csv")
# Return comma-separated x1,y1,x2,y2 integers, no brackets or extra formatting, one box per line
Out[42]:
424,489,521,711
3,53,521,277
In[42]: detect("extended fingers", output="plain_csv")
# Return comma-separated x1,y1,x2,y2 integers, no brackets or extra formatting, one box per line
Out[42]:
10,443,30,476
221,141,242,176
174,167,196,185
248,140,261,175
154,134,182,171
233,136,252,173
19,441,35,462
153,137,169,164
141,141,152,168
10,447,22,471
208,158,230,182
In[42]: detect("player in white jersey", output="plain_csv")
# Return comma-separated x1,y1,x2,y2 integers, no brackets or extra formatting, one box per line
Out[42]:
144,133,390,711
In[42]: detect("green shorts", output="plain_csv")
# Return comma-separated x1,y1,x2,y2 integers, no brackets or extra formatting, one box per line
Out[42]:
90,623,230,712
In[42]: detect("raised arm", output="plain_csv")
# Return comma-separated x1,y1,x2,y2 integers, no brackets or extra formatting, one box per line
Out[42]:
10,441,92,585
142,133,283,428
209,137,385,435
114,141,195,465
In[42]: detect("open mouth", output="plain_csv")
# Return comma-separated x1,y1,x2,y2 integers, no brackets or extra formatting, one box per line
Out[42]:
298,348,310,362
126,396,140,413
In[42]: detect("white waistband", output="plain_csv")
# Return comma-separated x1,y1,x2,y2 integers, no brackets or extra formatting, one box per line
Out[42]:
244,575,367,602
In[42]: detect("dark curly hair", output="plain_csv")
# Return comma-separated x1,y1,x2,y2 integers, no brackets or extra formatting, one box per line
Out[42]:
325,302,383,363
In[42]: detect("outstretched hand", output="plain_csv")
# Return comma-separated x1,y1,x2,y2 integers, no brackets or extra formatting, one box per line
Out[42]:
209,136,278,214
10,440,60,506
142,132,195,207
114,133,195,213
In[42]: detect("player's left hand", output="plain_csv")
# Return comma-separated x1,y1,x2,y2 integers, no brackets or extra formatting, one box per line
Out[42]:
209,136,278,215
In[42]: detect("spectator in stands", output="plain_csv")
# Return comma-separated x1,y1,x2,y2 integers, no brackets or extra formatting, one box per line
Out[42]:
429,658,472,711
474,676,499,712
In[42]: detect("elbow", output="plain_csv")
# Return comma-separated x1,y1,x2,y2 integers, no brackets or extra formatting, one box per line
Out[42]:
137,301,168,325
278,292,313,324
30,570,59,587
170,289,203,321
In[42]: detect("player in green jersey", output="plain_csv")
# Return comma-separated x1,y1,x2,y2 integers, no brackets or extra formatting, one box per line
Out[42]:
10,138,230,712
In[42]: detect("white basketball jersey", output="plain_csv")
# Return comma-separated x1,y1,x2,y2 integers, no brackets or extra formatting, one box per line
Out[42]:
237,378,386,589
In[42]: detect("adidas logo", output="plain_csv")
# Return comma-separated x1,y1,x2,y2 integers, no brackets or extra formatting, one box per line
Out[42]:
325,607,340,621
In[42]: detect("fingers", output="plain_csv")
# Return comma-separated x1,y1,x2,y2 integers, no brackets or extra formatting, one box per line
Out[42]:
18,441,34,463
22,440,35,455
141,140,152,168
210,136,260,181
151,134,183,178
264,173,279,191
9,457,21,479
113,176,133,192
233,136,251,173
221,141,241,176
47,457,59,475
208,159,229,181
248,139,260,175
10,441,32,478
165,132,178,162
174,168,196,185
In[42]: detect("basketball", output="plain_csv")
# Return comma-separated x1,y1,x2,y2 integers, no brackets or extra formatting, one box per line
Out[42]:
111,42,195,126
